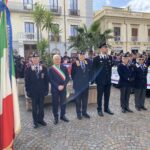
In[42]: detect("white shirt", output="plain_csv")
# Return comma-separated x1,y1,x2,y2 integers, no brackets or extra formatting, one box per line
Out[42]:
99,53,107,59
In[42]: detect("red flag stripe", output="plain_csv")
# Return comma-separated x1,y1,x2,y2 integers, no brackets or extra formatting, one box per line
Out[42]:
0,94,14,150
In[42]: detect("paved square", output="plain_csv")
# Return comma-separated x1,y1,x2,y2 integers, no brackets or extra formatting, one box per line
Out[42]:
14,87,150,150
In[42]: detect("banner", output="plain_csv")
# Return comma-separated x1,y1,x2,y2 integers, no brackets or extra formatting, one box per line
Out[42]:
111,67,119,84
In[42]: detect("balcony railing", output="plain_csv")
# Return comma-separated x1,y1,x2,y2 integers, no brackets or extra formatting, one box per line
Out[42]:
131,36,138,42
18,32,37,41
69,9,80,16
114,36,121,42
49,6,61,15
8,2,61,15
50,35,61,42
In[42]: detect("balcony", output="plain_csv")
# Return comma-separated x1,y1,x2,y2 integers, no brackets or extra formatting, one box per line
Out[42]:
131,36,138,42
50,35,61,42
114,36,121,42
8,2,61,15
69,9,80,16
49,6,61,15
18,33,37,41
8,2,33,13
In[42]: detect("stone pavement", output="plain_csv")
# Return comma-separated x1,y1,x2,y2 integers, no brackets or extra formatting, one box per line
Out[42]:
14,87,150,150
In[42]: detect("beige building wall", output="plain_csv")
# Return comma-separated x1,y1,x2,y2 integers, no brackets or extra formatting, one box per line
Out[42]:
8,0,93,57
94,6,150,54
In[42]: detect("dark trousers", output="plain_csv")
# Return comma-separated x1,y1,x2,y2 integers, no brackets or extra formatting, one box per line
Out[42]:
120,87,131,109
75,87,89,116
97,84,111,112
134,89,146,108
31,94,44,124
52,90,66,119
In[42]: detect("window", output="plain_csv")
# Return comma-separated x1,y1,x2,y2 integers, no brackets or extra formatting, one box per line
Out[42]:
50,0,58,9
69,0,79,15
70,25,78,37
131,28,138,41
23,0,32,4
114,27,120,41
25,22,34,33
23,0,33,9
70,0,78,10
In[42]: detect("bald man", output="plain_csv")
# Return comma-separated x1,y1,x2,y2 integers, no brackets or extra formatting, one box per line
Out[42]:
48,55,70,125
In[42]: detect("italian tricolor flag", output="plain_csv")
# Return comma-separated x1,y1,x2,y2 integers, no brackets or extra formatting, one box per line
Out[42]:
0,0,21,149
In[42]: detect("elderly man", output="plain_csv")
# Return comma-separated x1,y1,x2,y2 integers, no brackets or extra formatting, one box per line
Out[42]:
48,54,70,125
25,52,49,128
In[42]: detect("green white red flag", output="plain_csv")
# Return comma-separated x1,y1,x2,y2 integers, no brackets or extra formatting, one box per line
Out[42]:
0,0,21,149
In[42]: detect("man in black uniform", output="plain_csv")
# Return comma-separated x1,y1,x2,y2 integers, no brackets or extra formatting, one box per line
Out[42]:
71,52,91,120
93,42,114,116
25,52,49,128
48,54,70,125
117,53,134,113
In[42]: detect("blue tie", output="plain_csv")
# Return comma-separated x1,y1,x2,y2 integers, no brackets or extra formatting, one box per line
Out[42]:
35,66,39,78
81,61,85,71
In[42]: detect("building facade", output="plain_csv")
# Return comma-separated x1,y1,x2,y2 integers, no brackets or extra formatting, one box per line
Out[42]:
8,0,93,57
94,6,150,53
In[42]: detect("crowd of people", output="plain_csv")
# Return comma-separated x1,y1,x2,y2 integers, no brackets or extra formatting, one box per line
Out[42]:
14,42,150,128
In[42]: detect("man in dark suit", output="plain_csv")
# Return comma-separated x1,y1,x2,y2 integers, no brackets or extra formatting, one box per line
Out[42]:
48,54,70,125
93,42,114,116
25,52,49,128
117,53,134,113
134,54,148,111
71,51,91,120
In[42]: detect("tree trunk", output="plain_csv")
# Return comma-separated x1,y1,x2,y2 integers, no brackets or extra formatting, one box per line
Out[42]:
40,27,42,41
48,31,50,54
37,25,40,44
54,35,57,49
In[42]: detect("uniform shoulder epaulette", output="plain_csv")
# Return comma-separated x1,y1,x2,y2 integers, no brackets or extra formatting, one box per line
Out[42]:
76,61,80,66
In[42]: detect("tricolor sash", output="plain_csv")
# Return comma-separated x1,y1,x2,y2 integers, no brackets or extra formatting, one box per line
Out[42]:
52,65,66,81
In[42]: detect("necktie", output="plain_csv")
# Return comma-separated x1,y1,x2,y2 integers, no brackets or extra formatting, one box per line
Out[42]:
35,66,39,78
141,65,144,70
81,61,85,71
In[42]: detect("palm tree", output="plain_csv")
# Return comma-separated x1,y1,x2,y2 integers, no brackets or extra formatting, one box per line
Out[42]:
42,10,53,53
69,25,92,51
37,38,49,57
32,3,45,43
90,21,113,50
69,21,113,52
51,25,62,49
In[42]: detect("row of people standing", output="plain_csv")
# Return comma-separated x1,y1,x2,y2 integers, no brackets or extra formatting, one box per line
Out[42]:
25,42,148,129
118,53,148,113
